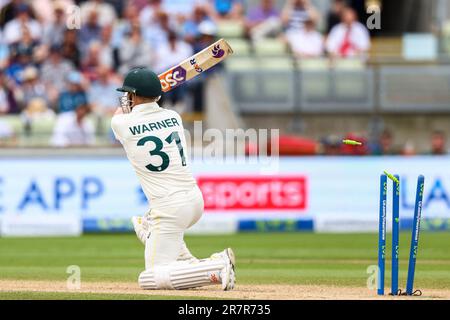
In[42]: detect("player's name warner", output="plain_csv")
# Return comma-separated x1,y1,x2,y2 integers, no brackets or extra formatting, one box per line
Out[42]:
128,118,181,135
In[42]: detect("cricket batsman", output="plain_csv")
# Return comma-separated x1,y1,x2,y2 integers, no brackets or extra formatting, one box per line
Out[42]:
111,67,235,290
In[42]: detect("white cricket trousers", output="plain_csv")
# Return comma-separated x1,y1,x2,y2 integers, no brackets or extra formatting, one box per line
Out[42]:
145,185,203,268
138,185,226,290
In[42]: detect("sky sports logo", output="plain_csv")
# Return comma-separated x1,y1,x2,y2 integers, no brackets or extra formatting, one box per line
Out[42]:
197,176,307,211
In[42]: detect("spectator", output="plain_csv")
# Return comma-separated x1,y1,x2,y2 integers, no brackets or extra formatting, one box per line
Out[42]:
321,135,342,155
281,0,320,35
16,66,49,111
430,131,447,155
209,0,243,20
42,3,67,47
9,25,40,58
286,18,324,58
183,4,215,44
31,0,74,24
0,71,18,114
326,0,347,33
3,3,42,44
41,45,75,106
98,25,115,70
143,10,171,49
188,20,219,113
245,0,281,41
81,0,117,27
61,29,81,68
369,130,399,155
5,45,34,85
113,4,140,45
119,22,153,75
51,104,95,147
0,0,36,28
139,0,163,28
129,0,150,11
194,20,218,52
155,30,193,111
0,78,9,115
111,4,140,68
88,65,121,116
0,71,19,113
81,26,114,80
402,140,416,156
78,10,102,55
0,30,10,69
81,42,103,81
57,71,88,113
155,31,194,74
326,7,370,58
0,73,8,119
162,0,204,19
106,0,124,17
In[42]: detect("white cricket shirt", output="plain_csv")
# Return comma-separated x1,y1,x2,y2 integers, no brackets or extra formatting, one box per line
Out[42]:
111,102,197,207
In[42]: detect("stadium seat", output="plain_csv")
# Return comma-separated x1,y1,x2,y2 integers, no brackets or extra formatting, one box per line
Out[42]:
335,73,367,99
29,117,56,146
229,73,260,101
332,59,365,70
255,58,294,101
332,59,368,99
98,116,112,135
297,58,330,71
253,38,288,56
258,57,294,70
217,21,245,38
226,38,251,56
225,57,259,71
297,59,331,99
2,115,24,135
443,21,450,34
443,21,450,55
301,72,330,99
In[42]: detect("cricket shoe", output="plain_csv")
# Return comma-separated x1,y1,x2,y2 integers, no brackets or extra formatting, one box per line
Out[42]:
220,248,236,291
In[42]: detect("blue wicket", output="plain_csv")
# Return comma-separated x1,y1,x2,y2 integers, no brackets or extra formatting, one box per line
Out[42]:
378,174,387,295
406,175,425,295
391,175,400,295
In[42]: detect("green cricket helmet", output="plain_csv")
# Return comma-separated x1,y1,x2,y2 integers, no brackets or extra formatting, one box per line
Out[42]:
117,67,162,98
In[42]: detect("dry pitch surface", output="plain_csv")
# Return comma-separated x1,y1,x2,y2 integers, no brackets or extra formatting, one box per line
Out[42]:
1,280,450,300
1,233,450,300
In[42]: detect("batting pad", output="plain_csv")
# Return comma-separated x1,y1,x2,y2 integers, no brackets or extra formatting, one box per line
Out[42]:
138,259,225,290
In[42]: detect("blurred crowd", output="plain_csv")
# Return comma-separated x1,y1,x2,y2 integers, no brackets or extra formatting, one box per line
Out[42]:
0,0,370,147
320,130,448,156
249,0,371,59
263,130,449,157
0,0,232,146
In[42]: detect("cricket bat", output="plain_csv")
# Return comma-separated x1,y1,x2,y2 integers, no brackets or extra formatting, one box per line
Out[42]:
158,38,233,93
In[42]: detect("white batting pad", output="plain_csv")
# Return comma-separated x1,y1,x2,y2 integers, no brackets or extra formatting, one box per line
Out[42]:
138,258,225,290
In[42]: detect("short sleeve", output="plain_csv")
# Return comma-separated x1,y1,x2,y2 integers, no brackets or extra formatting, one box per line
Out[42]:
111,115,125,143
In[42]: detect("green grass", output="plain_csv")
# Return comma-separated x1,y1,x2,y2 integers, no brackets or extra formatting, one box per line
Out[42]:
1,233,450,298
0,291,212,300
